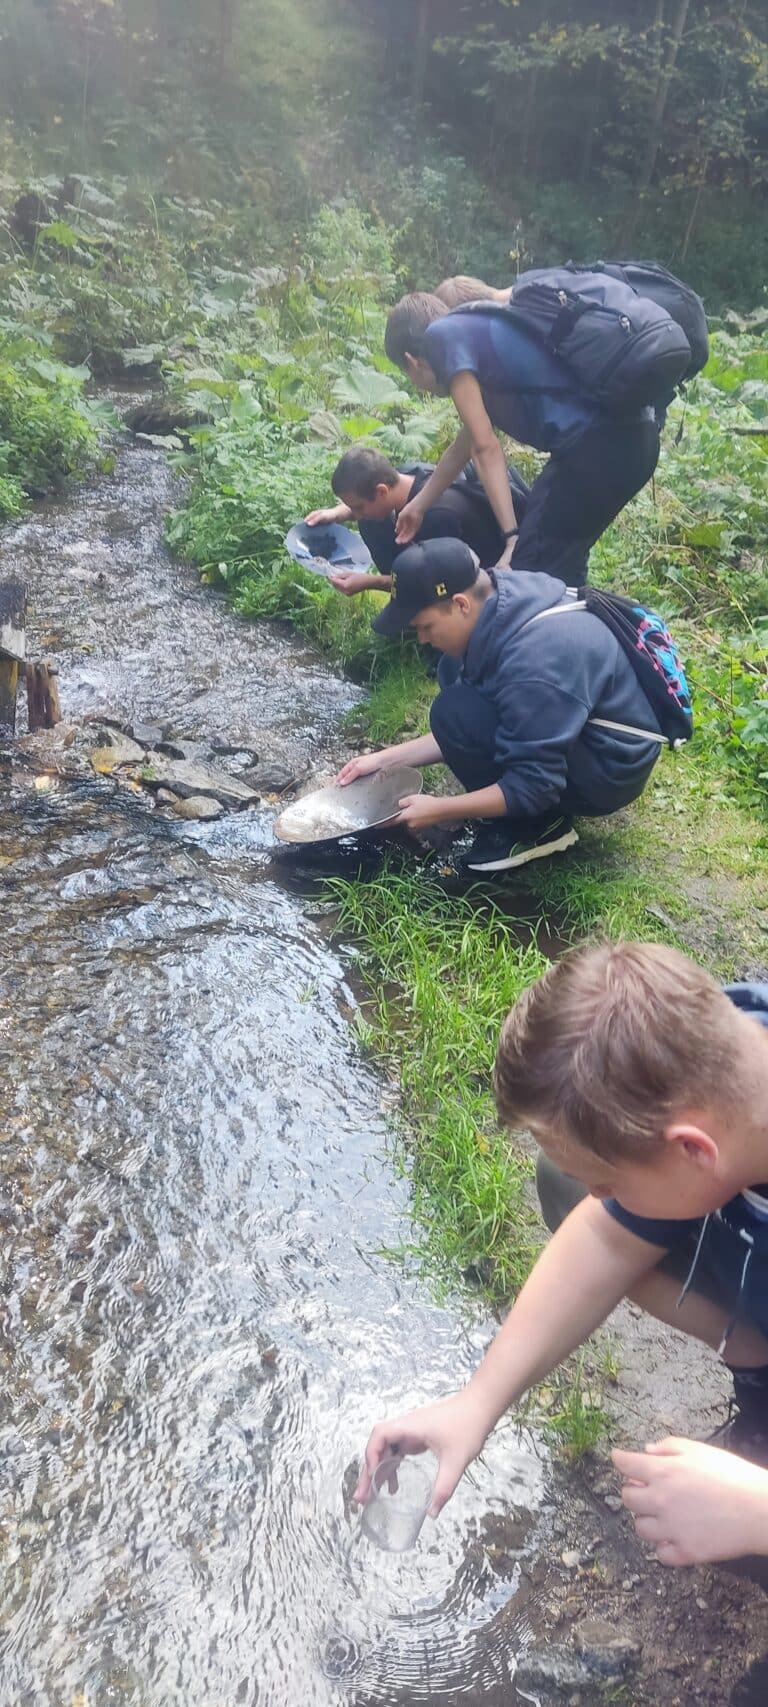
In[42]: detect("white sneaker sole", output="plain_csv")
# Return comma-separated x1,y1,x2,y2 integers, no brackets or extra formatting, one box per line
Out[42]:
465,827,579,873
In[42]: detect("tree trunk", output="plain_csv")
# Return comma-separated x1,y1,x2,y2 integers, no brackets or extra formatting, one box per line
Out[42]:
621,0,692,245
411,0,433,107
521,66,540,178
578,57,604,185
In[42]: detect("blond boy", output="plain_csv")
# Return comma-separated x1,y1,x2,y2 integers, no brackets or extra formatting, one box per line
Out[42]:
356,942,768,1566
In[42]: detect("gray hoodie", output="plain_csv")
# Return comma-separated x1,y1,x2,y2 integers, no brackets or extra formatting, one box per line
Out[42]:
440,570,663,817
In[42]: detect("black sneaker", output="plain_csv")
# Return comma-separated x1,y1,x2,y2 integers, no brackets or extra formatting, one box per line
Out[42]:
708,1403,768,1468
461,813,578,874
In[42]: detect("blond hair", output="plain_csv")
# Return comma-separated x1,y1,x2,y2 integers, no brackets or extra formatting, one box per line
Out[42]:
494,941,744,1161
434,275,500,308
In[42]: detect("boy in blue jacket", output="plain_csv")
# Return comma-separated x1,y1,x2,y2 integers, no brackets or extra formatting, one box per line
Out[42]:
336,538,664,872
355,943,768,1570
384,292,660,584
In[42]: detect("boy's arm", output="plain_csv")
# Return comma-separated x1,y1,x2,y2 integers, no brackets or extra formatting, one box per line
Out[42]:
335,733,443,786
356,1197,667,1514
329,570,392,596
449,372,518,562
304,502,353,525
395,426,475,543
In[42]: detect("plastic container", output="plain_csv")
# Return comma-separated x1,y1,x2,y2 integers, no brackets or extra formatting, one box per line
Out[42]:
359,1454,434,1553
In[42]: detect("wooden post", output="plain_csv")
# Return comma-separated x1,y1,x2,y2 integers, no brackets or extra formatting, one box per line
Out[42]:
0,580,26,735
25,661,63,731
46,662,62,726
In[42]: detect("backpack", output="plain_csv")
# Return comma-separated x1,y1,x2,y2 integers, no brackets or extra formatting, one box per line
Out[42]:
460,458,530,520
467,266,693,414
530,588,693,750
565,260,709,383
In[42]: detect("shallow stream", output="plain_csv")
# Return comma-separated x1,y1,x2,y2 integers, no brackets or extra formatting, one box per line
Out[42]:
0,430,548,1705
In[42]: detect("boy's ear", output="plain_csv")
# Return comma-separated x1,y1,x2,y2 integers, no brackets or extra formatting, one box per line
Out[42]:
664,1122,719,1169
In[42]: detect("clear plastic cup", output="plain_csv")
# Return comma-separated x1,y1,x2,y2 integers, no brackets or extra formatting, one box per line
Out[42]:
359,1454,435,1553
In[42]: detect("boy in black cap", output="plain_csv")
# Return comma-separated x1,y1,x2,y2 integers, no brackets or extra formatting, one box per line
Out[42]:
336,538,665,872
304,447,529,594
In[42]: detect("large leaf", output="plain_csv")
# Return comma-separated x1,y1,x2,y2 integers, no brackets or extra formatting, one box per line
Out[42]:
331,362,409,413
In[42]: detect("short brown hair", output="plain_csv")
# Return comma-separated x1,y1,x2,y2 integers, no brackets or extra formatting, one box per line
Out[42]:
494,941,744,1161
434,275,499,308
384,292,448,369
331,446,399,501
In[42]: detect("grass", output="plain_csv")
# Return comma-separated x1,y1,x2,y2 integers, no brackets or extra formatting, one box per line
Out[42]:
329,869,549,1306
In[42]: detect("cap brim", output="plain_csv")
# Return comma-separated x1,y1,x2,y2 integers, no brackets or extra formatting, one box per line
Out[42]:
371,601,413,637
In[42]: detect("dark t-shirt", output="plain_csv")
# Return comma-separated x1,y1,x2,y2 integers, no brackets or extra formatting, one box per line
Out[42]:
358,463,528,573
423,310,599,452
604,984,768,1332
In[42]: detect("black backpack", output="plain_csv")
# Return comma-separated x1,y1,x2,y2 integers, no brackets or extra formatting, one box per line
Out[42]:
567,260,709,383
465,265,694,414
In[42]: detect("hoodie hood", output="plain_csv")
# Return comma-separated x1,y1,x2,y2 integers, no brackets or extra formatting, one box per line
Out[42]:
462,569,570,678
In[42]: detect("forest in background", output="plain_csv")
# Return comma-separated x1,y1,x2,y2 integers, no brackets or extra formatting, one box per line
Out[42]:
0,0,766,306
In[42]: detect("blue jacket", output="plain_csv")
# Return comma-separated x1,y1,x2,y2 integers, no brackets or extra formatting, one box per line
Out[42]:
439,570,663,818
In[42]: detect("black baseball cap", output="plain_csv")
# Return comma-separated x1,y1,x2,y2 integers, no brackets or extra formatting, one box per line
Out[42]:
372,538,480,637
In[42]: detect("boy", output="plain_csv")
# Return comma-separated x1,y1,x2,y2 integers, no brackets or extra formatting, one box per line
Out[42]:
304,446,529,595
355,943,768,1568
337,538,664,873
434,276,512,309
383,292,660,583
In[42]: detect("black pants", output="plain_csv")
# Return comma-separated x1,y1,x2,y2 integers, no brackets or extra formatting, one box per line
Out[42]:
511,416,660,582
430,681,658,822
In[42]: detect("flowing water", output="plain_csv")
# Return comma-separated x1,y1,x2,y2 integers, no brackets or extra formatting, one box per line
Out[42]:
0,429,548,1706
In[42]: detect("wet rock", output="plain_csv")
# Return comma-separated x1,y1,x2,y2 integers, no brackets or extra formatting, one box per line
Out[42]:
209,733,260,761
515,1648,595,1698
10,189,55,247
61,174,116,216
155,737,208,763
124,398,211,436
573,1616,641,1677
131,721,166,747
90,741,144,776
135,431,184,451
170,795,222,821
139,752,259,809
118,345,164,373
97,729,146,763
243,761,306,795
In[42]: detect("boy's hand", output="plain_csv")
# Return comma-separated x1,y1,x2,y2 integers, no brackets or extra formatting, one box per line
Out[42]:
395,793,457,830
355,1390,492,1518
329,570,374,596
335,751,387,786
305,507,340,526
395,498,425,545
613,1437,768,1566
495,537,517,570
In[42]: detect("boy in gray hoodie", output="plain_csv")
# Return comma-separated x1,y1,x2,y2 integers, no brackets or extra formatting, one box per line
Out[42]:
336,538,665,872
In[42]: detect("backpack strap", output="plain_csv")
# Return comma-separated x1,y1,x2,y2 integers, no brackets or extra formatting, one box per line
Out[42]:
524,601,667,744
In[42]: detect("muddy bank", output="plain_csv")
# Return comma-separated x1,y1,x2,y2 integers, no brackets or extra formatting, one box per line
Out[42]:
0,427,766,1706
